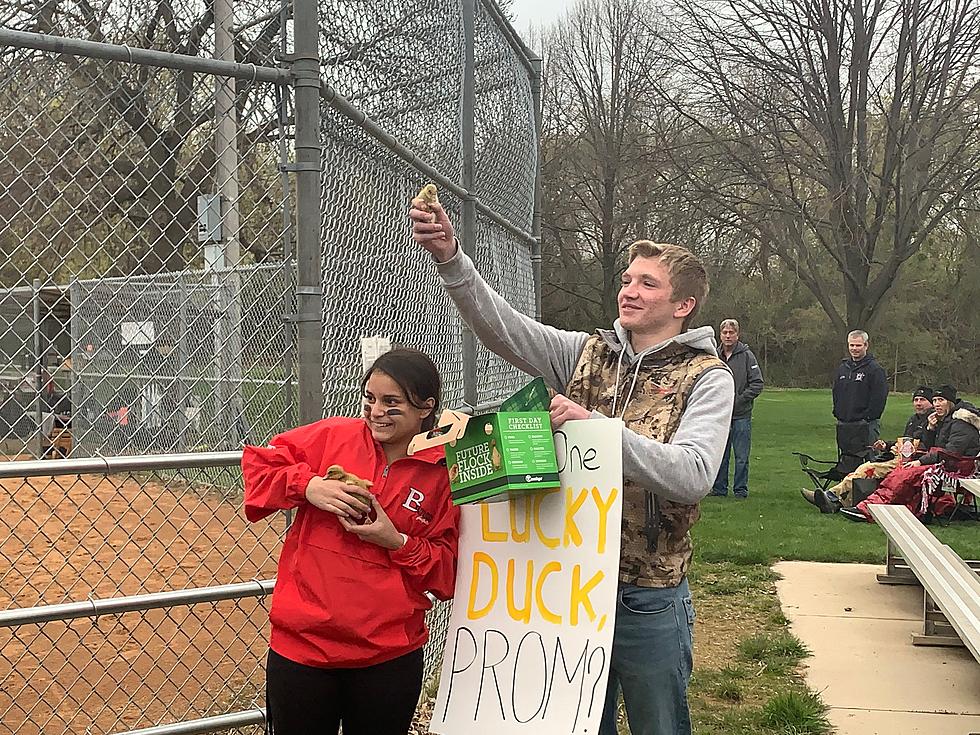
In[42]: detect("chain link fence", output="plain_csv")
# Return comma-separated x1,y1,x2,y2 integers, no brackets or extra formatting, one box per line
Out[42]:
0,0,539,732
0,457,278,735
70,264,292,456
0,49,291,459
317,0,538,417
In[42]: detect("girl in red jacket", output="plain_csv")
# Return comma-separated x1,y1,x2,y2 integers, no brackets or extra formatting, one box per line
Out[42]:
242,348,459,735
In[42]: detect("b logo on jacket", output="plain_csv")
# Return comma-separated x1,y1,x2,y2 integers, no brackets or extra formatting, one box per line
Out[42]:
403,487,426,513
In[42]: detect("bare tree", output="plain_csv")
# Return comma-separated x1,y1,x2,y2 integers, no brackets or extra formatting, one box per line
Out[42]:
0,0,287,275
540,0,674,323
659,0,980,331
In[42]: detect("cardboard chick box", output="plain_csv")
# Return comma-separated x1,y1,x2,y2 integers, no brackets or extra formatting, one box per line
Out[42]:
408,378,560,505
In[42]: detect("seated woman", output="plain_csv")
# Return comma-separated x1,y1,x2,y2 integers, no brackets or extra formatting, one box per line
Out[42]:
841,385,980,522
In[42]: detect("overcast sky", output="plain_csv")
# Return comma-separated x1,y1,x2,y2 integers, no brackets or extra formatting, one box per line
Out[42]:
508,0,569,43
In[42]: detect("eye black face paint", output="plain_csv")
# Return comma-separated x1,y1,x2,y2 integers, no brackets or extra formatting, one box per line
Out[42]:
363,404,405,418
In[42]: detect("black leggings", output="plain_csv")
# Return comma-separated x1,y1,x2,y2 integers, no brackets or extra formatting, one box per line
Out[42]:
265,647,424,735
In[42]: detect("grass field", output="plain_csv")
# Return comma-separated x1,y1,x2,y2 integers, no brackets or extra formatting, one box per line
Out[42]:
696,388,980,564
686,563,825,735
677,388,979,734
419,389,978,734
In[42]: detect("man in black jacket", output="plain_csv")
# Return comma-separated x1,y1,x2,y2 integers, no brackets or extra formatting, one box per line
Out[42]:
832,330,888,444
711,319,764,498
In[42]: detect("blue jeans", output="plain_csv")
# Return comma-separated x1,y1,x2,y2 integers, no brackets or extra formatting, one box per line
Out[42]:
598,580,695,735
712,416,752,497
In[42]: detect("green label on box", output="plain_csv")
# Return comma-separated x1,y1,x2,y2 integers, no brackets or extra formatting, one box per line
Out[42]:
452,435,501,486
447,409,560,504
500,414,554,474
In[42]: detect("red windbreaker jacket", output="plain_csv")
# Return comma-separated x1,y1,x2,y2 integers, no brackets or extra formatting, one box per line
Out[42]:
242,417,459,668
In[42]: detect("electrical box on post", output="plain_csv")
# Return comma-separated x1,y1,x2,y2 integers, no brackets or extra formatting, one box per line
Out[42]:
197,194,222,243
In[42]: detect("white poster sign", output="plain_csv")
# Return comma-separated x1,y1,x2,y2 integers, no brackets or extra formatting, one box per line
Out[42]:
120,321,155,346
431,419,623,735
360,335,392,373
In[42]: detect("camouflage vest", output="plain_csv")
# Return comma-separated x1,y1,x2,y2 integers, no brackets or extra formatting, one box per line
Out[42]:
565,334,727,588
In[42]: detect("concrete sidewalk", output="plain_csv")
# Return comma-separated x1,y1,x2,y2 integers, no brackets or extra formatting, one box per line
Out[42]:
775,561,980,735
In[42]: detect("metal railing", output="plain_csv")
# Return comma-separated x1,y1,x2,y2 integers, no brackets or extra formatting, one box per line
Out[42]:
0,579,275,629
0,452,277,734
120,711,266,735
0,572,274,735
0,446,451,734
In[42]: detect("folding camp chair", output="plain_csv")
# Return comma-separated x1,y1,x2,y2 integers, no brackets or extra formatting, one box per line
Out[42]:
793,421,874,493
926,449,980,526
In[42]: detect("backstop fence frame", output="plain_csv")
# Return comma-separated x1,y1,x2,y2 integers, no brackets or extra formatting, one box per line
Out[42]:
0,0,541,731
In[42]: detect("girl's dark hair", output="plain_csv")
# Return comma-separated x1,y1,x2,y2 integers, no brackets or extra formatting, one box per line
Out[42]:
360,348,442,431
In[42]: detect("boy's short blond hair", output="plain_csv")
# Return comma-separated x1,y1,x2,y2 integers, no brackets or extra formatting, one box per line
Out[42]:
628,241,709,328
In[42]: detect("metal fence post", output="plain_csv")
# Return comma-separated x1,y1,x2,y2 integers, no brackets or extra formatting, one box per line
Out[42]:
530,54,543,322
32,277,42,458
177,278,190,451
215,0,243,447
277,2,296,433
69,279,80,457
461,0,478,406
292,0,325,424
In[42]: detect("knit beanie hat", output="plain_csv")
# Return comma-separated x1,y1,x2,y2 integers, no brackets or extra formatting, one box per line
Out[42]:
935,384,957,402
912,386,934,402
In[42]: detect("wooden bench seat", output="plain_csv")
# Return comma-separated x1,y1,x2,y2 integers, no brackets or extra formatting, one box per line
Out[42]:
961,477,980,508
868,504,980,664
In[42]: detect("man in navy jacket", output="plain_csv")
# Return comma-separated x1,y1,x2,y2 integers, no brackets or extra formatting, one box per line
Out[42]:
832,330,888,443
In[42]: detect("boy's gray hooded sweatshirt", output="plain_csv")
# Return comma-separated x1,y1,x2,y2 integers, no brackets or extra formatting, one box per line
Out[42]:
435,249,735,505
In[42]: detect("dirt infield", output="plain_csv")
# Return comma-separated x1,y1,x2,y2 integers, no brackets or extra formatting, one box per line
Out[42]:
0,473,282,735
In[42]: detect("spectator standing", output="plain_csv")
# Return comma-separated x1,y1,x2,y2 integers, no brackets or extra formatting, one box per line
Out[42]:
710,319,764,498
832,330,888,444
